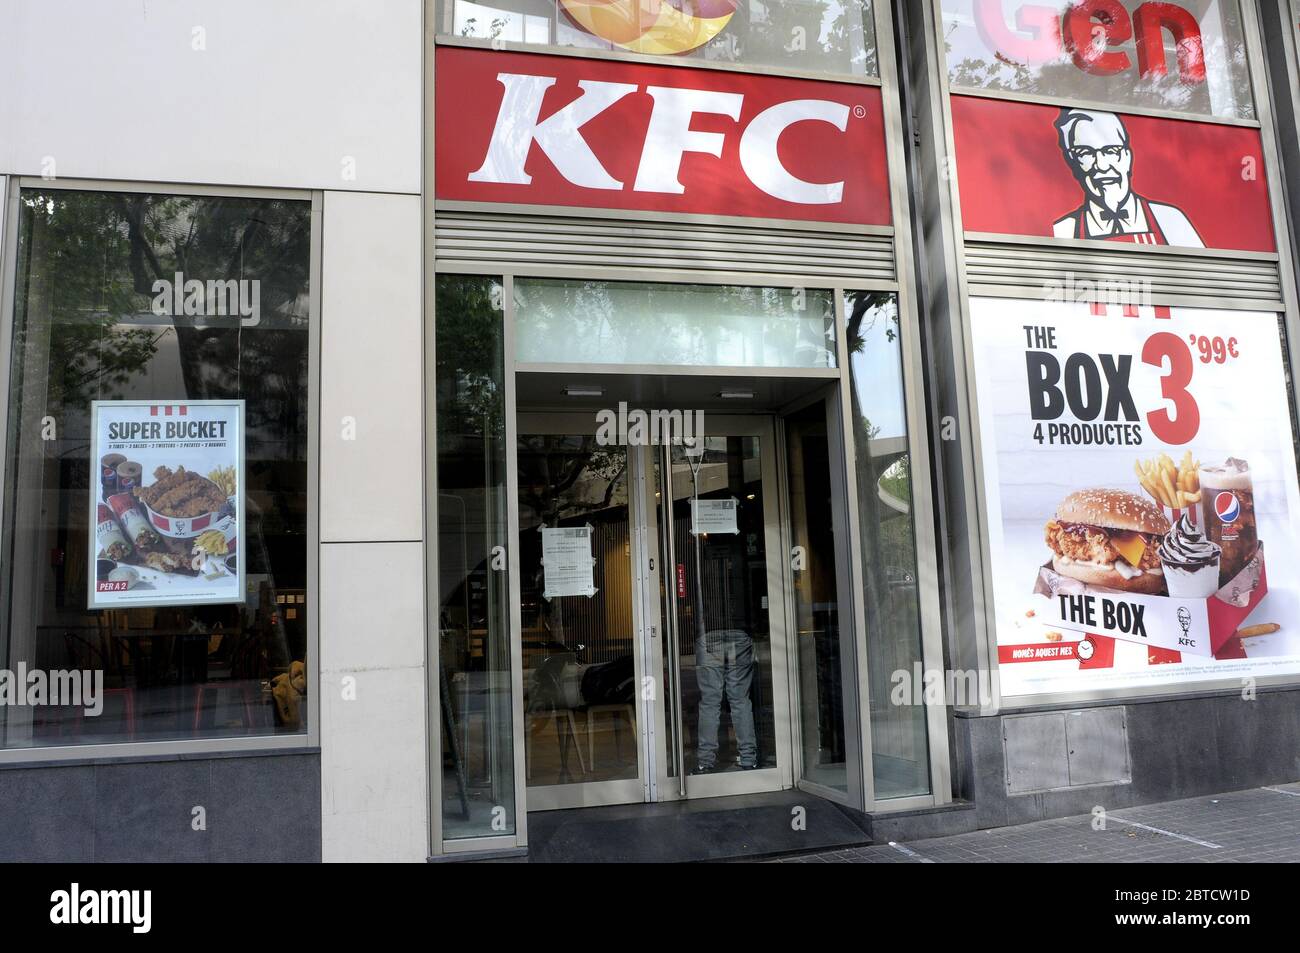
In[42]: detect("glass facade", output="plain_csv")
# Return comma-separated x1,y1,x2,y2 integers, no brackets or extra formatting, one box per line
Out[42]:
441,0,880,78
786,398,851,793
515,279,836,369
845,292,930,798
941,0,1255,119
0,188,312,748
517,434,638,789
434,274,518,839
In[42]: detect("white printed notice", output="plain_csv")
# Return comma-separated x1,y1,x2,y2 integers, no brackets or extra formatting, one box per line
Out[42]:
89,400,245,609
691,498,739,535
542,525,597,598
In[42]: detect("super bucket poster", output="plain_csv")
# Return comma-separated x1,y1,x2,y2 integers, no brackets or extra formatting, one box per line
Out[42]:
88,400,244,609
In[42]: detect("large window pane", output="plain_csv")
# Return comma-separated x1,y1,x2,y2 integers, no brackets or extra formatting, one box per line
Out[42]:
442,0,878,78
517,436,638,787
1,189,312,748
435,274,517,839
942,0,1254,120
515,279,836,369
786,398,849,792
845,291,930,798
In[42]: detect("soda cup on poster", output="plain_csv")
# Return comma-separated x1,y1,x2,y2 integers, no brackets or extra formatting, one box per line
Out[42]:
100,453,126,501
116,460,143,493
1199,458,1257,587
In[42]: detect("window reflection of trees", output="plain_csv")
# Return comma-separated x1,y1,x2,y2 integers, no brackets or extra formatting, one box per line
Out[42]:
943,0,1254,120
845,290,930,796
3,190,311,743
516,280,834,368
446,0,878,78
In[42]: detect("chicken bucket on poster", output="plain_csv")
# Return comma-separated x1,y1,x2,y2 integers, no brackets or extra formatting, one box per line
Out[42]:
969,299,1300,697
88,400,244,609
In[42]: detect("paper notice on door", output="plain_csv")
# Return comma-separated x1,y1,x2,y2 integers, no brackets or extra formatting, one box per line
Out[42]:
541,524,597,598
691,498,739,535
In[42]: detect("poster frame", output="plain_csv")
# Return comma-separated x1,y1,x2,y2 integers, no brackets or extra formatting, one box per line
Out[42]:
87,397,247,611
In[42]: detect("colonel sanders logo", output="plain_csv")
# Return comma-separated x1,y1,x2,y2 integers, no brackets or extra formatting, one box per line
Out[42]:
1052,108,1204,247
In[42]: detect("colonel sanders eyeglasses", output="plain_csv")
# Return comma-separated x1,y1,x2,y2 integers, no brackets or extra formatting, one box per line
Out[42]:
1068,145,1127,169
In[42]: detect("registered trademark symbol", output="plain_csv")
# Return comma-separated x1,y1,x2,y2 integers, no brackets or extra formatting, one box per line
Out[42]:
853,105,867,119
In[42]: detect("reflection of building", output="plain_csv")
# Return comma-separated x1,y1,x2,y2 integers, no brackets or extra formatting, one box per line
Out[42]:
0,0,1298,867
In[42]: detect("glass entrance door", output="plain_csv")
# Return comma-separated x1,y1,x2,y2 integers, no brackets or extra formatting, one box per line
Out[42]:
650,422,792,800
516,413,791,810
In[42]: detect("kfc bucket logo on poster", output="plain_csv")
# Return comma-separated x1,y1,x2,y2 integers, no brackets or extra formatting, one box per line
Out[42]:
435,47,892,225
1052,109,1201,246
558,0,739,55
971,0,1206,84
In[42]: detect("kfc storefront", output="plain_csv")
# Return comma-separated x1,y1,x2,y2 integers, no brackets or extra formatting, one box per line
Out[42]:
3,0,1300,864
903,0,1300,824
427,0,952,858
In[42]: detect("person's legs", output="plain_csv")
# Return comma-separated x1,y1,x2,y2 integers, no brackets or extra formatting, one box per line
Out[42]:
694,633,724,769
723,631,757,768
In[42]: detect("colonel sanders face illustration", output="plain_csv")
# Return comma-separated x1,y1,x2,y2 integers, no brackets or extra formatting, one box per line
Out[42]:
1051,108,1203,247
1059,110,1132,214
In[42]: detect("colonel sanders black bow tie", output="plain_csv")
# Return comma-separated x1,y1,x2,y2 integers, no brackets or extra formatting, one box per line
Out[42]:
1098,205,1131,234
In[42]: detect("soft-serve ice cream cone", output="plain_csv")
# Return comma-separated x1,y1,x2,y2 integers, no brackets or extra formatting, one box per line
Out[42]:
1158,513,1222,597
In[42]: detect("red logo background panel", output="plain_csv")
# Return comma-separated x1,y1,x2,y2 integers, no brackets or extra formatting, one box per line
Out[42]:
435,47,892,226
950,94,1276,253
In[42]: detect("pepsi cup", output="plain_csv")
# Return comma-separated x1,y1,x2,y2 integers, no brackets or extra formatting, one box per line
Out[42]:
1199,458,1256,587
100,453,126,501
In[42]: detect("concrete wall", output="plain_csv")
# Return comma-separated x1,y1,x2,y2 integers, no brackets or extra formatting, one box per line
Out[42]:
0,752,320,861
953,689,1300,830
318,191,427,862
0,0,422,193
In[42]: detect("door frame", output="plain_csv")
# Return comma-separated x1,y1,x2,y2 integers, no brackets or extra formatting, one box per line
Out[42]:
648,413,795,802
514,413,652,811
777,384,867,808
514,410,796,809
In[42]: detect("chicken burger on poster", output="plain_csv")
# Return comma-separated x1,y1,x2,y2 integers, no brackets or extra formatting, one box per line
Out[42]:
1043,489,1170,595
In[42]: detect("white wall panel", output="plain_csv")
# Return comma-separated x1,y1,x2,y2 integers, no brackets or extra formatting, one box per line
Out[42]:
320,541,427,862
320,190,423,543
0,0,421,193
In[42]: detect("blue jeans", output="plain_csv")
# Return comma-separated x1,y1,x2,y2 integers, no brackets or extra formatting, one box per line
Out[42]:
695,629,757,768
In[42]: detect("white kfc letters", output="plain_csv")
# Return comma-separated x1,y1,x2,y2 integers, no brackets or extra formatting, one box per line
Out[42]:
468,74,638,190
634,86,743,194
468,70,852,205
739,99,849,204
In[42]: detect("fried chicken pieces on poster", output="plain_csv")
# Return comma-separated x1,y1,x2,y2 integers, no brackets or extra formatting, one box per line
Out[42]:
134,465,227,518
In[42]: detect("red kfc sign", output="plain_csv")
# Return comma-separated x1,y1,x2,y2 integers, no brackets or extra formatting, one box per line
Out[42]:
435,47,891,226
951,95,1275,252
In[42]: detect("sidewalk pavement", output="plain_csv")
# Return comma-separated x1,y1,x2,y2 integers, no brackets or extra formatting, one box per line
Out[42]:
769,782,1300,863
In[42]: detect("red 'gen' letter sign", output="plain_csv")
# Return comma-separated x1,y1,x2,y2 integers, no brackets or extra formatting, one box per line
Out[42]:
976,0,1207,85
1063,0,1134,76
1133,2,1206,82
